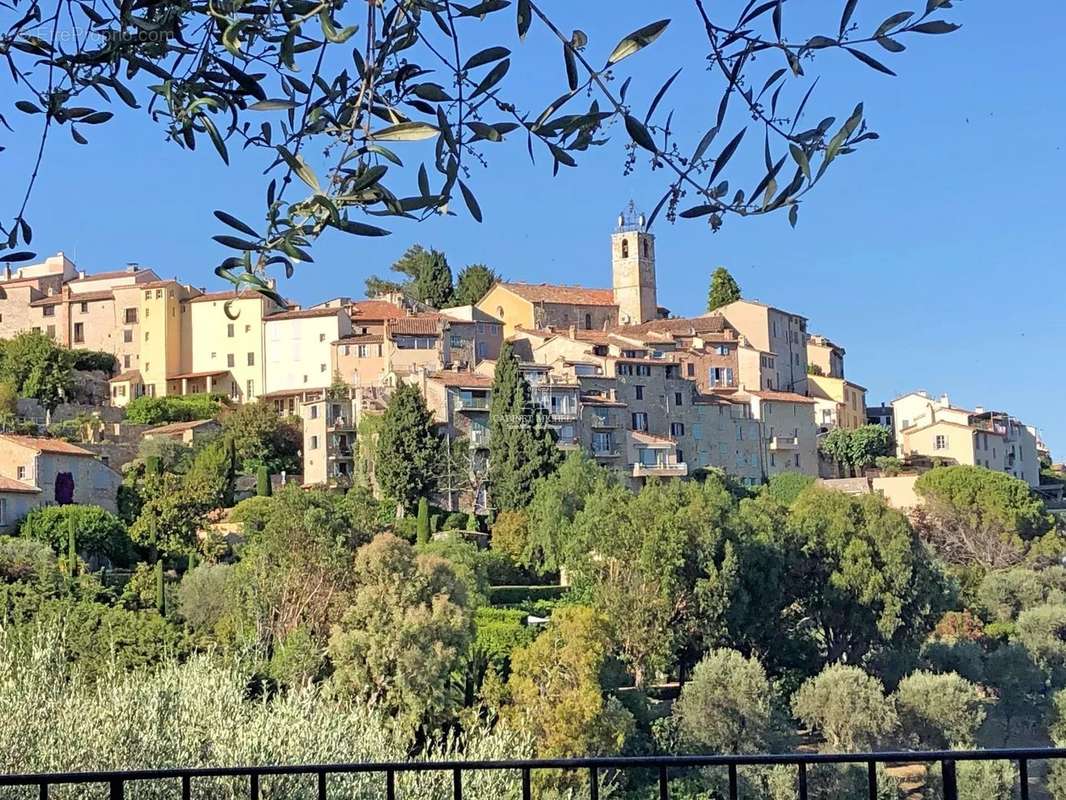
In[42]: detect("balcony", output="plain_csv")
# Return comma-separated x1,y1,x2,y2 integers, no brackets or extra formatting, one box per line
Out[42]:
589,415,617,429
328,416,355,430
768,435,800,450
592,448,620,458
633,461,689,478
468,430,490,448
454,395,490,412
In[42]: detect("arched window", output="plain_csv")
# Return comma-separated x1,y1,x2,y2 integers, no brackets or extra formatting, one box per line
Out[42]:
642,239,649,258
621,239,629,258
584,313,592,330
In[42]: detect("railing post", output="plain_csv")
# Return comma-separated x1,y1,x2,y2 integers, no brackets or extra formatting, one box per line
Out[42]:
37,783,47,800
589,766,599,800
1019,758,1029,800
109,779,124,800
181,775,190,800
521,768,531,800
658,764,669,800
317,771,327,800
453,768,462,800
942,760,958,800
386,769,395,800
867,760,877,800
797,762,808,800
250,773,259,800
727,764,738,800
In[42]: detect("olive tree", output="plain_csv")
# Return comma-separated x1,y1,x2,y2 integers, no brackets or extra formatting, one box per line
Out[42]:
792,664,898,752
2,0,961,294
893,670,987,749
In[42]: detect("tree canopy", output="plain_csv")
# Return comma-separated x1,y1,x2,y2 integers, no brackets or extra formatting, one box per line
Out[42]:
0,332,74,412
452,264,499,307
375,384,442,514
367,244,454,308
707,267,741,311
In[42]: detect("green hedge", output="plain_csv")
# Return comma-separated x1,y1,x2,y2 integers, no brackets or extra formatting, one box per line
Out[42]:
125,393,224,425
70,349,117,374
487,584,566,606
474,607,536,675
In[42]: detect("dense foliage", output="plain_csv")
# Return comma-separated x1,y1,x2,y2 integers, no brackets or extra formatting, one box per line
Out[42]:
706,267,741,312
375,385,442,514
0,331,74,411
18,504,133,566
125,394,225,425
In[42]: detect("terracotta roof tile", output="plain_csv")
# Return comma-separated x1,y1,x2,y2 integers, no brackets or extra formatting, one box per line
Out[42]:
145,419,218,436
188,289,266,304
746,390,818,404
0,434,95,456
612,314,730,337
64,290,115,303
389,315,442,335
350,300,405,320
630,431,677,446
499,282,616,306
0,476,40,494
427,371,494,389
265,307,344,321
69,268,158,282
109,370,142,383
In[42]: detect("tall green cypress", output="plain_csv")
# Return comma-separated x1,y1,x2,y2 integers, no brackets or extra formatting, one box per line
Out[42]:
488,341,561,512
154,558,165,615
416,497,430,544
376,384,442,514
256,464,272,497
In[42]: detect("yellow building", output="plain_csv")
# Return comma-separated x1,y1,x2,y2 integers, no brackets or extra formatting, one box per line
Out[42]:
138,280,199,398
186,290,280,402
808,374,868,430
806,334,845,378
717,299,809,394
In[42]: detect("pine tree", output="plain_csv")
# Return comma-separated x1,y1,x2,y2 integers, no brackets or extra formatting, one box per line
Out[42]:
707,266,741,311
416,497,430,544
376,385,443,514
452,264,498,306
488,341,561,513
366,245,454,308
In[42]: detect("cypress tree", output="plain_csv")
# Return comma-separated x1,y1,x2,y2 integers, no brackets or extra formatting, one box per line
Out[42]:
256,464,272,497
66,514,77,577
376,385,442,514
488,341,561,512
416,497,430,544
154,558,165,615
707,266,741,311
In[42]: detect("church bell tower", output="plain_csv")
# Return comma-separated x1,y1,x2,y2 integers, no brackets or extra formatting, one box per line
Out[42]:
611,202,658,325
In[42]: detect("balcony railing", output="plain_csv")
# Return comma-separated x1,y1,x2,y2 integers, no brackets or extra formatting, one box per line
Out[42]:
1,748,1060,800
633,462,689,478
454,395,490,411
768,435,800,450
468,430,490,447
588,416,617,428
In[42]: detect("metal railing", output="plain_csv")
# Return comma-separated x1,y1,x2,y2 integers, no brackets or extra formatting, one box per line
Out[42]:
1,749,1060,800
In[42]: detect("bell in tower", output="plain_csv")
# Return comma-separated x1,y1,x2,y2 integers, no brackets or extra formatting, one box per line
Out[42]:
611,203,657,325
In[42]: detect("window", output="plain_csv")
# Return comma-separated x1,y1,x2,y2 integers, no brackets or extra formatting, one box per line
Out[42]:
246,380,254,397
770,453,776,467
642,238,649,258
0,498,6,526
584,313,592,330
227,354,235,368
632,412,648,432
320,333,326,342
123,355,131,368
621,239,629,258
736,427,743,441
145,362,150,371
715,345,729,356
677,448,684,463
310,435,319,450
450,335,464,348
592,431,612,453
395,335,435,349
634,385,644,400
935,434,948,450
124,308,137,324
144,291,151,300
671,422,685,436
46,325,55,339
79,301,88,314
794,453,801,467
686,363,695,377
17,466,26,480
245,325,251,333
636,364,651,377
227,323,235,337
247,352,255,366
73,323,84,343
674,392,683,406
321,363,327,373
42,304,55,317
311,405,319,419
155,289,163,299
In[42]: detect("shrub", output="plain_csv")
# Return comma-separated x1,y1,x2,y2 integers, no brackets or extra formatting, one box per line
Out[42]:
177,564,233,633
488,585,566,606
474,607,536,677
875,456,903,477
70,349,117,374
894,670,987,748
763,472,815,507
229,495,275,536
1016,603,1066,682
442,512,467,531
673,649,777,753
0,536,56,582
490,510,528,560
976,568,1053,622
0,623,534,795
19,505,133,566
126,393,224,425
478,549,540,586
792,665,897,751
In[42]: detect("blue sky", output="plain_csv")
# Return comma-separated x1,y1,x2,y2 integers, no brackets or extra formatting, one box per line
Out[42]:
3,2,1065,455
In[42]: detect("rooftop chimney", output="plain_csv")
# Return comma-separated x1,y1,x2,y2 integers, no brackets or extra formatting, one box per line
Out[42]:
939,393,950,406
